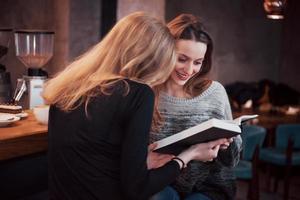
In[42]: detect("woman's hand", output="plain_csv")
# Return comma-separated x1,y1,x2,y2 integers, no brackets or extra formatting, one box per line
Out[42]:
220,137,234,150
177,138,228,164
147,143,175,170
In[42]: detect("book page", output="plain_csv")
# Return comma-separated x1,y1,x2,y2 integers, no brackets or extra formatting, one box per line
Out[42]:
232,114,258,125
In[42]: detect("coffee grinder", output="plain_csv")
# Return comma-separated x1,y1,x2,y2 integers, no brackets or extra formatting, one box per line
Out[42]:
0,29,12,103
14,30,54,109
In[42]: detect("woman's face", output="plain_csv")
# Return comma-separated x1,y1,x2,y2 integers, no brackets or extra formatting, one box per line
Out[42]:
168,39,207,87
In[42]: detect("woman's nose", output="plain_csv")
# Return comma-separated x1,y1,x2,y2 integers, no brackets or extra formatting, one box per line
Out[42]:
184,63,194,75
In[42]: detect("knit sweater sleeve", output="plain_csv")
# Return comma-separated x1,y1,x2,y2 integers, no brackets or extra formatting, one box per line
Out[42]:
120,84,181,200
215,84,242,167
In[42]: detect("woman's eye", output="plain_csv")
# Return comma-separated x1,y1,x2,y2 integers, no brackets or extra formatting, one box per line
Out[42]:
195,61,202,65
178,58,186,63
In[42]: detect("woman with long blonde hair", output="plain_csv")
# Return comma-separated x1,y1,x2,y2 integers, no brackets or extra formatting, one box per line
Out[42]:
44,12,228,200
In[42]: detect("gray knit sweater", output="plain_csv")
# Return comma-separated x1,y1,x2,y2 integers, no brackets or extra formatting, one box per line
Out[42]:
150,81,242,200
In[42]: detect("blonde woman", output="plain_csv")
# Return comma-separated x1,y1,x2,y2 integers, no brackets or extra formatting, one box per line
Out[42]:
43,12,228,200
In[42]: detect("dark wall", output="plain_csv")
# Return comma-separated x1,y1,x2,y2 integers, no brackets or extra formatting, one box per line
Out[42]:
69,0,101,59
166,0,284,87
279,0,300,91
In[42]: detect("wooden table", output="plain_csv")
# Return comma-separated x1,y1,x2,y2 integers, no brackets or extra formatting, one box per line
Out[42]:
0,111,48,161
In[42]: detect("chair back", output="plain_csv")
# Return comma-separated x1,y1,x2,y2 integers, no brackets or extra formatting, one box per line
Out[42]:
276,124,300,149
241,125,266,161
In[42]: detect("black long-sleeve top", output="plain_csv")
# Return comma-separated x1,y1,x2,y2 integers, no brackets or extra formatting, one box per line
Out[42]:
48,80,181,200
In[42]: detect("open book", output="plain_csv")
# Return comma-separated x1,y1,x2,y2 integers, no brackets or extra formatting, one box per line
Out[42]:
153,115,258,155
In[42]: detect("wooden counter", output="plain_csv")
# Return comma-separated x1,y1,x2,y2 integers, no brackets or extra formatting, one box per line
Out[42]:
0,111,48,161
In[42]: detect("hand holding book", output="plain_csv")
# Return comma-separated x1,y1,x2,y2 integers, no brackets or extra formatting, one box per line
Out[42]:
220,137,233,150
148,138,230,170
178,138,229,163
153,115,258,155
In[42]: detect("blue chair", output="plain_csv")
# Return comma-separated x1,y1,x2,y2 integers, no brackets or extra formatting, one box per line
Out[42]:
260,124,300,200
234,125,266,200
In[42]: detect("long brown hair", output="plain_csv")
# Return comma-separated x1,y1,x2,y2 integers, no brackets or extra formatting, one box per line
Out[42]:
167,14,213,96
43,12,176,127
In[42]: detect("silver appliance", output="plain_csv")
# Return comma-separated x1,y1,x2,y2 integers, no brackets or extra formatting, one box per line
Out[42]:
14,30,54,109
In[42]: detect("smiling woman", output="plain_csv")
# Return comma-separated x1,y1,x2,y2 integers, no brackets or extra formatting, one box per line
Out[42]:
150,14,242,200
170,40,207,88
166,14,214,98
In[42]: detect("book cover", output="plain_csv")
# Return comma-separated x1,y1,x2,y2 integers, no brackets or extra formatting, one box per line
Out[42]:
153,115,258,155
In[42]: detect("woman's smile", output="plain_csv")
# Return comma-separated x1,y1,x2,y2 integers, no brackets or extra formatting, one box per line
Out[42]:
175,70,190,80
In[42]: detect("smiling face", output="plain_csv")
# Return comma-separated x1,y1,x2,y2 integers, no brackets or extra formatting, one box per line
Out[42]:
167,39,207,89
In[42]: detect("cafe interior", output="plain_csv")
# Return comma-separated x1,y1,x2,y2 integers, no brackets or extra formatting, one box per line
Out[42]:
0,0,299,199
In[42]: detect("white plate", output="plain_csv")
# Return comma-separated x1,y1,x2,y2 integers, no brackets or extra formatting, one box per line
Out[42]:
0,113,15,121
15,112,28,118
0,113,20,127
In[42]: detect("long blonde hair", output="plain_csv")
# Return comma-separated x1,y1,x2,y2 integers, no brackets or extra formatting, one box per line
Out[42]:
43,12,176,126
